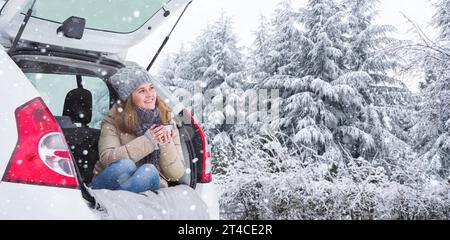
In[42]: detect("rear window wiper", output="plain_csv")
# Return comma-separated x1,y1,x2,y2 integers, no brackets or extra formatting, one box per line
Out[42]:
8,0,37,54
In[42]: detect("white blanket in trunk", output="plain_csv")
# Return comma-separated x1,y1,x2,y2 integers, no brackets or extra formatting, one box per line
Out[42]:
87,185,209,220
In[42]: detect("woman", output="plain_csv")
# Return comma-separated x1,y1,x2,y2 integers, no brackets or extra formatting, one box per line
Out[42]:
90,62,185,193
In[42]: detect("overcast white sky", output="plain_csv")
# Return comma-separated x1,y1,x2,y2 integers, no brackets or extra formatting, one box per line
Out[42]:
127,0,438,92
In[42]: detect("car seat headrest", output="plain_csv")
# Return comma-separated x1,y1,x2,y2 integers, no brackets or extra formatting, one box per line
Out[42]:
63,76,92,126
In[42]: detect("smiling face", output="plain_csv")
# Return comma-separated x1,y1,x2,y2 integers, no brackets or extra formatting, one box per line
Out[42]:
131,82,157,110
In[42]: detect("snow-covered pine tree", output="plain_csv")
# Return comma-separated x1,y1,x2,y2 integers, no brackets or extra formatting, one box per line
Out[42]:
245,9,289,134
411,77,450,177
157,53,177,86
254,0,302,132
250,0,359,166
250,13,271,83
156,43,196,91
299,0,347,80
280,0,359,165
342,0,398,73
334,0,414,161
410,0,450,178
189,12,244,133
433,0,450,40
195,13,246,178
201,12,243,89
267,0,302,77
250,0,302,94
268,0,412,167
158,12,246,175
158,12,244,131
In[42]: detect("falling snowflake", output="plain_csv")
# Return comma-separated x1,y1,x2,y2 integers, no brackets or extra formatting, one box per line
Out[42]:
82,150,88,155
185,168,191,174
190,205,196,211
133,9,140,18
137,214,143,220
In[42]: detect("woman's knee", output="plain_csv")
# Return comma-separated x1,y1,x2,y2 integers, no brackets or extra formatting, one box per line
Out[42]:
113,159,136,173
89,159,136,190
140,164,160,180
126,164,160,191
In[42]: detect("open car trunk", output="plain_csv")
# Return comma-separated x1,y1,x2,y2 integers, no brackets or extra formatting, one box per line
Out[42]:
0,0,191,61
11,52,207,192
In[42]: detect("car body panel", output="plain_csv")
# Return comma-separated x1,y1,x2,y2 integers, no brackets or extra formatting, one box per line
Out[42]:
195,183,220,220
0,45,39,176
0,182,99,219
0,45,99,220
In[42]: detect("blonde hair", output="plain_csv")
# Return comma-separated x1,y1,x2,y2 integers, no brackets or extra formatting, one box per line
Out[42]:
113,95,172,134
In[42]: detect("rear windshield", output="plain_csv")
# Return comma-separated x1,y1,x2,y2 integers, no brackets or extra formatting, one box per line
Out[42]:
24,0,170,33
26,73,110,129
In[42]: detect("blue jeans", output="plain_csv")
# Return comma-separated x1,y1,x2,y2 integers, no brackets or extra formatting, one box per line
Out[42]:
89,159,161,193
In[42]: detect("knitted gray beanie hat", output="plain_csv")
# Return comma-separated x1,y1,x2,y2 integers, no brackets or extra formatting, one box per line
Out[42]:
109,61,154,101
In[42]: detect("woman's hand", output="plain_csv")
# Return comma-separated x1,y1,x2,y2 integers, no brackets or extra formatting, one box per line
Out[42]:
149,125,174,144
